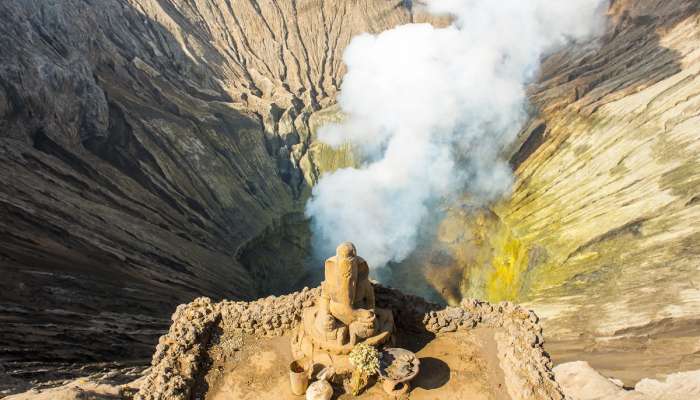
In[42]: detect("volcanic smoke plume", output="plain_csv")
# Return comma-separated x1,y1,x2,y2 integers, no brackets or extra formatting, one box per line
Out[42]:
306,0,607,271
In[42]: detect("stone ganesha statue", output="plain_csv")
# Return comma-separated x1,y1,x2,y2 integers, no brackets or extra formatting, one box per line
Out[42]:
291,242,394,371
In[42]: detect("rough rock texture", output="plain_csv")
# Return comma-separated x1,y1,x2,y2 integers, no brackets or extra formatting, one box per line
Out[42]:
505,0,700,382
134,286,564,400
0,0,440,370
2,0,700,389
398,0,700,382
0,362,146,398
2,374,144,400
555,361,700,400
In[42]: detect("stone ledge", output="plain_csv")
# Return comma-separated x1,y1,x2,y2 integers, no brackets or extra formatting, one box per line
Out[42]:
135,286,564,400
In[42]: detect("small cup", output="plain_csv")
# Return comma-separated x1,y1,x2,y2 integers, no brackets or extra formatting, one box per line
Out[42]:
289,360,309,396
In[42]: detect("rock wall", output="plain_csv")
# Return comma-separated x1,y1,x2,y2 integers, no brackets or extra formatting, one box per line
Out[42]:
503,0,700,380
2,0,700,385
0,0,438,365
392,0,700,381
135,286,564,400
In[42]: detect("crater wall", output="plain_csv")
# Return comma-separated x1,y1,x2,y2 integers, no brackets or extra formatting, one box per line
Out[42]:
0,0,437,366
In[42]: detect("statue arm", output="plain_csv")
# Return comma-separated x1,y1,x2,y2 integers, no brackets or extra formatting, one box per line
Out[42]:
359,259,375,309
319,281,330,313
366,285,375,309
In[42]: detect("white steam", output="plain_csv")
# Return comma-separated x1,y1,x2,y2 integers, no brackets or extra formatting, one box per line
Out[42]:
306,0,607,269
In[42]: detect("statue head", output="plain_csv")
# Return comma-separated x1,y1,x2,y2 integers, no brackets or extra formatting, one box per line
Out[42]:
336,242,357,258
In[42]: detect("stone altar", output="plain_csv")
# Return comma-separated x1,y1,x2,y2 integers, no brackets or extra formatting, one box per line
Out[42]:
291,242,395,373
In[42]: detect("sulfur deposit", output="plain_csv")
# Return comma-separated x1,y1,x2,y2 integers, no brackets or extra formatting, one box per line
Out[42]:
1,0,700,397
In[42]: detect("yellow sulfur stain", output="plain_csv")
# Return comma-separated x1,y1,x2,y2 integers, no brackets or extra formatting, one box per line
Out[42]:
424,204,532,303
485,230,529,303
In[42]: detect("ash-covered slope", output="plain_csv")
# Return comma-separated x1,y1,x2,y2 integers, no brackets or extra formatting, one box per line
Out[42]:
502,0,700,381
0,0,435,366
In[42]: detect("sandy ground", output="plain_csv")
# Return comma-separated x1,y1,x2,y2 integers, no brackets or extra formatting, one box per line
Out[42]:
195,328,510,400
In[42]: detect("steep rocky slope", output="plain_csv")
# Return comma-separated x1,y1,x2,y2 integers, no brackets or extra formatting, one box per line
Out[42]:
403,0,700,383
504,0,700,382
0,0,438,370
1,0,700,389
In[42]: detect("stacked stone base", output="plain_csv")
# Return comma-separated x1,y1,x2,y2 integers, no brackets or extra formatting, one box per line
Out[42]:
135,286,564,400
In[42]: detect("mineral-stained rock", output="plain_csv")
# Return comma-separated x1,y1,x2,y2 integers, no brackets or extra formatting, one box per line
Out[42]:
503,0,700,382
2,0,700,389
390,0,700,382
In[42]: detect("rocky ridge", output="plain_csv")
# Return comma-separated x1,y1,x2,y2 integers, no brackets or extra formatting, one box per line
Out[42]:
555,361,700,400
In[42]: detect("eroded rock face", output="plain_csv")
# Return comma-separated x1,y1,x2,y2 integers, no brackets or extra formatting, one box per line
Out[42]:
0,0,439,367
2,0,700,388
504,0,700,381
397,0,700,381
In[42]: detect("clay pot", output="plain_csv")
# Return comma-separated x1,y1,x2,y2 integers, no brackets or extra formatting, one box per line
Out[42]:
289,360,309,395
379,348,420,397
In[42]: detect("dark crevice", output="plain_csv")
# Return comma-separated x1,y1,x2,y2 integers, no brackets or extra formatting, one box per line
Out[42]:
236,212,313,297
510,121,547,169
565,218,648,262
